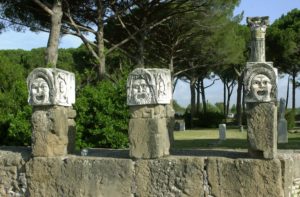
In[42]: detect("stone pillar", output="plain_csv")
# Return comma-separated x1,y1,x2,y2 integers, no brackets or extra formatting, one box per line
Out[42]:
278,98,288,143
247,16,269,62
127,68,174,159
244,17,278,159
218,124,226,141
27,68,76,157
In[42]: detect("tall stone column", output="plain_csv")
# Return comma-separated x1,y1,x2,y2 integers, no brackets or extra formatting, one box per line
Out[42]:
247,16,269,62
27,68,76,157
127,68,174,159
245,17,278,159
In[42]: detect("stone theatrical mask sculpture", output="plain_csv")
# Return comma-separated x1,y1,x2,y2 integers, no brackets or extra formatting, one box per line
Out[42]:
250,74,272,101
27,68,75,106
127,68,172,106
244,63,277,103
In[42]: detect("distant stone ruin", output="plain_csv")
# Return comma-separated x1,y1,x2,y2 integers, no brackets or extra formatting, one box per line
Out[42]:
278,98,288,143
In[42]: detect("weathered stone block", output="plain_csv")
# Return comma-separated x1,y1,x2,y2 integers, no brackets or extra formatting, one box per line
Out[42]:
0,148,30,196
244,62,277,103
207,157,284,197
130,105,169,119
1,148,300,197
27,68,75,107
247,16,269,62
31,106,75,157
247,102,277,159
278,118,288,143
26,157,133,197
219,124,226,140
127,68,172,105
134,157,205,197
129,117,170,159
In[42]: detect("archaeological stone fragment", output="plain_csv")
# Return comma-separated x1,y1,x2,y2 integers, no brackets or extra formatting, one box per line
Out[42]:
245,16,278,159
244,62,277,103
27,68,75,106
278,98,288,143
27,68,76,157
127,68,172,106
247,16,269,62
127,68,173,159
218,124,226,141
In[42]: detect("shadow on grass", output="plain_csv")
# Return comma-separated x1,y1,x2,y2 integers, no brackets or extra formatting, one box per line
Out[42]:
278,137,300,149
173,138,249,149
174,137,300,150
172,138,250,158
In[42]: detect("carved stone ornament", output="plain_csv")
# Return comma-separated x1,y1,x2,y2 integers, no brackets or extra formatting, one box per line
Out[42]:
247,16,269,39
247,16,269,62
244,62,277,103
127,68,172,106
27,68,75,106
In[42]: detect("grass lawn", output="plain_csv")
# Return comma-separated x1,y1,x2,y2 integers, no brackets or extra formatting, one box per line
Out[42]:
173,129,300,149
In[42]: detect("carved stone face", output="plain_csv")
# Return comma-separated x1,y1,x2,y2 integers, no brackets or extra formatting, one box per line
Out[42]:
57,75,67,103
31,78,50,104
132,78,151,105
251,74,272,102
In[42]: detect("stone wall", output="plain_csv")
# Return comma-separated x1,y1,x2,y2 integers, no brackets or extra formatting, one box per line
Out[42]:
1,147,300,197
0,147,30,196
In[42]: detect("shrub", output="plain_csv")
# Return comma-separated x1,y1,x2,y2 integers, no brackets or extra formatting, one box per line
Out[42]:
197,112,225,128
7,105,32,146
75,74,129,149
285,110,295,130
0,55,32,146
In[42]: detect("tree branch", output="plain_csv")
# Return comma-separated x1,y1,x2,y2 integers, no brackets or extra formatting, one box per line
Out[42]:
32,0,54,15
64,4,100,62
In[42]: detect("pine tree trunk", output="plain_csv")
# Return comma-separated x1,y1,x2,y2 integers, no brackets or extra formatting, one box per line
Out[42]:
96,0,106,80
292,70,296,111
136,31,145,68
226,85,231,116
285,75,289,109
136,17,147,68
190,78,197,128
200,79,207,113
46,1,62,67
223,81,226,116
97,27,106,80
196,79,201,115
236,75,243,126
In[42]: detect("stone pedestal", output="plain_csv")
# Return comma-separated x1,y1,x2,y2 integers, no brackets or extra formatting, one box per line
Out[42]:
31,106,76,157
245,17,278,159
127,68,173,159
129,105,171,159
27,68,76,157
218,124,226,140
278,118,288,143
247,103,277,159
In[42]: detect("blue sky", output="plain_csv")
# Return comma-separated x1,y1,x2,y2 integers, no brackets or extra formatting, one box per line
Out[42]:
0,1,300,108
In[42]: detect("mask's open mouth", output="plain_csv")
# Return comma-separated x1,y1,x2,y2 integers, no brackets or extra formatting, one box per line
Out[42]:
137,94,146,99
257,90,267,96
